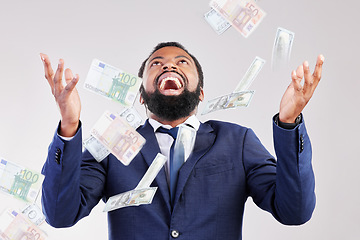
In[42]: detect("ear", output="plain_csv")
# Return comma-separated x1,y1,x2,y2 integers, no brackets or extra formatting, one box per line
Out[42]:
139,94,144,104
199,87,204,102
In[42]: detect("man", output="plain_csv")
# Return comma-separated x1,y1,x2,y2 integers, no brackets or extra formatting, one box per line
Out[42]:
40,42,324,240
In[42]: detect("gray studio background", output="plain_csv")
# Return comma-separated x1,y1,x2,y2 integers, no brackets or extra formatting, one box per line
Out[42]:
0,0,359,239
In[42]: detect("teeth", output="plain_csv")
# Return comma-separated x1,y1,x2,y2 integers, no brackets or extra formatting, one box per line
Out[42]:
160,77,182,89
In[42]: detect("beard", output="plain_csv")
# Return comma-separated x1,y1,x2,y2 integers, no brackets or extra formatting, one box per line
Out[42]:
140,84,201,121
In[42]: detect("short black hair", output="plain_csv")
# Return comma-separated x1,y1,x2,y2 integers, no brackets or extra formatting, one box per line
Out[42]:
138,42,204,88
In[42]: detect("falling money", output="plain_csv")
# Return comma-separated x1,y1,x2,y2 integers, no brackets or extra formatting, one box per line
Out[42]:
272,27,295,70
201,90,254,115
90,111,145,166
233,56,265,93
210,0,266,38
0,210,47,240
84,59,142,107
204,8,231,35
103,187,158,212
0,159,44,203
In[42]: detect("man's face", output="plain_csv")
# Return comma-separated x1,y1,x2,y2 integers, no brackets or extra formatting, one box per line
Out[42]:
141,46,204,100
139,46,204,121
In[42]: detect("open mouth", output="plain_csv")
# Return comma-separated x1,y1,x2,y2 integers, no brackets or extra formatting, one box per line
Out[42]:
157,72,185,94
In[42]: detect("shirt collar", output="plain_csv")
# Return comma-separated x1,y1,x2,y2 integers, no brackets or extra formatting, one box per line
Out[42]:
149,115,200,132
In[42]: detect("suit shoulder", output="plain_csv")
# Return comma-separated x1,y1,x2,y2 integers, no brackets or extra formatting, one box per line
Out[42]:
202,120,249,133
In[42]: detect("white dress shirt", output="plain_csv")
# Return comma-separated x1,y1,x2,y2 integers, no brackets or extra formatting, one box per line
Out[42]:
148,115,200,184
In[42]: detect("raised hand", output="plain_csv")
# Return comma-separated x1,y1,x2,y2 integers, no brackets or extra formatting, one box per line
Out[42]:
279,54,324,123
40,53,81,137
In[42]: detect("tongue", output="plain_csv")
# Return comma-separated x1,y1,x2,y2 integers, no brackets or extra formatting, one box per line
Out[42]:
163,80,179,90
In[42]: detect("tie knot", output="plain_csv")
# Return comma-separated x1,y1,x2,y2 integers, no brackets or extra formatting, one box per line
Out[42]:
157,126,179,139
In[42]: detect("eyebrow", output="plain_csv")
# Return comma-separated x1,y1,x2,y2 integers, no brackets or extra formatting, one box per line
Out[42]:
148,55,192,63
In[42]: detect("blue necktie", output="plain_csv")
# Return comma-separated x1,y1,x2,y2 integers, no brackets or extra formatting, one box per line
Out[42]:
157,127,184,204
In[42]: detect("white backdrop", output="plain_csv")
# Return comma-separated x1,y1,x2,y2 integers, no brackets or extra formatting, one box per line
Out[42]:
0,0,359,239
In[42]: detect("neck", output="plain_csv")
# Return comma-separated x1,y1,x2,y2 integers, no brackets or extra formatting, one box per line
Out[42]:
147,109,197,128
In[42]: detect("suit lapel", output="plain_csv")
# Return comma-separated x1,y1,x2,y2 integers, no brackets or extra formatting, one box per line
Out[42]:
173,122,215,206
137,120,171,211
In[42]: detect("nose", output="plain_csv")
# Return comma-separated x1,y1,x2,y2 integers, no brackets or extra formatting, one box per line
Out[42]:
162,61,178,71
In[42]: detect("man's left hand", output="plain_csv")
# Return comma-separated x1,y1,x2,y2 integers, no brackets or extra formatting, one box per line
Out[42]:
279,54,324,123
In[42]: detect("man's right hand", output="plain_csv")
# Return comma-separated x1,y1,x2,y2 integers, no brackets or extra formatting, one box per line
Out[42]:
40,53,81,137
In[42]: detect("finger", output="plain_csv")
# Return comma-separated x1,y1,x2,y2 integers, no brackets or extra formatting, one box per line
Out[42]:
291,64,304,92
295,64,304,80
64,74,80,95
53,59,65,95
40,53,55,91
302,61,313,92
291,70,302,92
64,68,74,84
313,54,324,81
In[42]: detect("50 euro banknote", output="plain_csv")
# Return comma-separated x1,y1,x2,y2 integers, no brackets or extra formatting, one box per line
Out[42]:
210,0,266,38
84,59,142,107
84,107,144,162
90,111,146,166
0,210,47,240
0,159,44,203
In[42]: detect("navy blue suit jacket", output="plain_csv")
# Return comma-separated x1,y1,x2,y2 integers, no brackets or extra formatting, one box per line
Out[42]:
41,116,315,240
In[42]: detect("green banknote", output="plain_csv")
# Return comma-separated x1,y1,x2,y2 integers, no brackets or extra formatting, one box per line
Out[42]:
0,159,44,203
84,59,142,107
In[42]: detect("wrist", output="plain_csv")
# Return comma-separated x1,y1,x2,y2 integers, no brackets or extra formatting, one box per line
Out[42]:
59,120,80,137
274,113,302,129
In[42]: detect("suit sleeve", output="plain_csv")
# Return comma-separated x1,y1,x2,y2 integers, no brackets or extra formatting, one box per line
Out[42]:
243,115,315,225
41,122,106,228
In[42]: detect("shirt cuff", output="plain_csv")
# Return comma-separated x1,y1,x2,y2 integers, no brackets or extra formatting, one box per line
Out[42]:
273,113,302,129
57,120,82,141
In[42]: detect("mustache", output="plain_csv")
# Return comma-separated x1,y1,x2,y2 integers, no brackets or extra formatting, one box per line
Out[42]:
155,70,187,86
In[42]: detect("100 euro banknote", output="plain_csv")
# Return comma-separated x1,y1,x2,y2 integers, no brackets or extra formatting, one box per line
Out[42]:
90,111,146,166
210,0,266,38
0,159,44,202
84,59,142,107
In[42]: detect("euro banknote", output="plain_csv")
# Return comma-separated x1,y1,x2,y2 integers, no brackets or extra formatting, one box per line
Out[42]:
21,203,45,226
272,27,295,70
84,59,142,107
201,90,254,115
0,159,44,202
210,0,266,38
83,136,111,162
0,210,47,240
84,107,143,162
90,111,145,165
233,56,265,93
204,8,231,35
119,107,143,129
103,187,157,212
